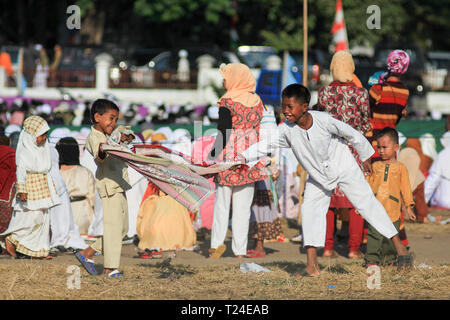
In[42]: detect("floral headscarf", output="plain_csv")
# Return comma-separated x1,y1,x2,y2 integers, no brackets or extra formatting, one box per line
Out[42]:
386,50,410,75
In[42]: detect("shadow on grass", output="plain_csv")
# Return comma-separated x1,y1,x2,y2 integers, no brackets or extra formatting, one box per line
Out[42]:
261,260,351,276
137,258,197,279
286,218,301,230
196,239,282,258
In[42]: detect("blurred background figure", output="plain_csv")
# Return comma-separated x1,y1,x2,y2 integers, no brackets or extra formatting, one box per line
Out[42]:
56,137,95,236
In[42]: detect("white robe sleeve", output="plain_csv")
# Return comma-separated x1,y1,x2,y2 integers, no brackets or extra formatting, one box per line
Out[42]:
243,124,290,164
327,116,374,162
16,162,26,185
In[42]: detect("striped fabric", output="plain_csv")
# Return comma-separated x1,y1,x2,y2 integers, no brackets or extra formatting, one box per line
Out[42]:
331,0,348,52
369,77,409,158
4,235,49,258
102,143,239,212
369,79,409,132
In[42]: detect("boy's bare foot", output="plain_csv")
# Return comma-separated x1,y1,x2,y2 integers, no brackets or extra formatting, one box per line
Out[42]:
5,239,17,258
305,264,320,277
78,247,96,260
103,268,115,275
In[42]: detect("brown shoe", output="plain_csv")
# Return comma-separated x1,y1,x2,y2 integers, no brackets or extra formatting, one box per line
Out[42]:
208,244,226,259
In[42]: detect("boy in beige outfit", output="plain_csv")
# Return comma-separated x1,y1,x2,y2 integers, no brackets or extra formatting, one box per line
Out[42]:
74,99,132,278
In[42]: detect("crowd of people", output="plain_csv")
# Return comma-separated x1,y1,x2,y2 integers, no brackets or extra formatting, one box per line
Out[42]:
0,49,449,278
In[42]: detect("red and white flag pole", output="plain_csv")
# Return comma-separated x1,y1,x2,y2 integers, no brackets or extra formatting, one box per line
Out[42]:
331,0,348,52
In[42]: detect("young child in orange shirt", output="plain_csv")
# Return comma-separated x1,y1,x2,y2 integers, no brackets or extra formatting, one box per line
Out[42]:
365,127,416,266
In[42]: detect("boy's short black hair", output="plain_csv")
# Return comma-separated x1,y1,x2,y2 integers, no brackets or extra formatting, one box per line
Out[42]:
90,99,120,124
377,127,399,144
281,83,311,105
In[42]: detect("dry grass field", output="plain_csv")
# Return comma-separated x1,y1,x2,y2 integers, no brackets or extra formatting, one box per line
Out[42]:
0,208,448,301
0,259,448,300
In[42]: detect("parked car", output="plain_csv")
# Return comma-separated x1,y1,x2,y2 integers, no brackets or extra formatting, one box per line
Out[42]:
237,45,277,69
147,48,239,71
55,46,106,87
425,51,450,90
125,47,241,87
290,49,331,89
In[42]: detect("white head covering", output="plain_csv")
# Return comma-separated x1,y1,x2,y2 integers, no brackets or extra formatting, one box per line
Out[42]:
4,124,21,137
419,133,438,160
36,104,52,115
207,105,219,120
16,116,51,174
398,147,425,191
48,127,72,147
172,128,192,142
441,131,450,149
153,127,173,141
398,131,407,147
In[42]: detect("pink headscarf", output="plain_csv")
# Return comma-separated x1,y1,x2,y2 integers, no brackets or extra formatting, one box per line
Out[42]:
386,50,410,75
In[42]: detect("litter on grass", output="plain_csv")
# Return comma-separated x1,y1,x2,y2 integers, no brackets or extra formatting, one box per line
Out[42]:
417,263,432,269
240,263,271,273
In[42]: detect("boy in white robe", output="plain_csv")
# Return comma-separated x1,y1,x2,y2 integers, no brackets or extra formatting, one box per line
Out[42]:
243,84,413,276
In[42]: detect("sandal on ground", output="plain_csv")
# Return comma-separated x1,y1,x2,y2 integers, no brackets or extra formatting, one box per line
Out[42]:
290,234,303,243
245,250,265,258
208,244,226,259
106,269,123,278
322,250,339,258
136,249,162,259
397,254,413,270
348,251,364,260
74,251,98,275
264,234,289,243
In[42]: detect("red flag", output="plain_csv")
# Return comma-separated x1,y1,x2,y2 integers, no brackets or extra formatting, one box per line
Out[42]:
331,0,348,52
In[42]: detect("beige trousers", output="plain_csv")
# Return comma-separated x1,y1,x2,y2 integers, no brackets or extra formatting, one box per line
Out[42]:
91,192,128,269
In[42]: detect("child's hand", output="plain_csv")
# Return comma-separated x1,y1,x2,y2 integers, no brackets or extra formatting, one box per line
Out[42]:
17,193,27,202
407,206,416,221
120,133,135,143
362,160,373,176
98,143,106,159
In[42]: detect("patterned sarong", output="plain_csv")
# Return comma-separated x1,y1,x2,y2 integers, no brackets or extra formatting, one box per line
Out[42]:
102,143,240,212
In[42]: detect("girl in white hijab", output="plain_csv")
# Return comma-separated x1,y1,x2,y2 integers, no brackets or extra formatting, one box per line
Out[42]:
0,116,60,259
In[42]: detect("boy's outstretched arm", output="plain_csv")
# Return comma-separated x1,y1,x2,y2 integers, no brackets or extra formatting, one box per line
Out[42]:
328,116,375,163
242,125,289,164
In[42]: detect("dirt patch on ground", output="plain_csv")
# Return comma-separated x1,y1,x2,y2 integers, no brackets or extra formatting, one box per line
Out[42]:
0,209,449,300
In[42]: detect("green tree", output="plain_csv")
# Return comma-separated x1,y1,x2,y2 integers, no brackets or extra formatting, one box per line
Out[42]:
132,0,235,48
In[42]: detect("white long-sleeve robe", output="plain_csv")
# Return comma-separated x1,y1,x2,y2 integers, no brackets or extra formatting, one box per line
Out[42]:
425,146,450,209
244,111,374,191
243,111,398,247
